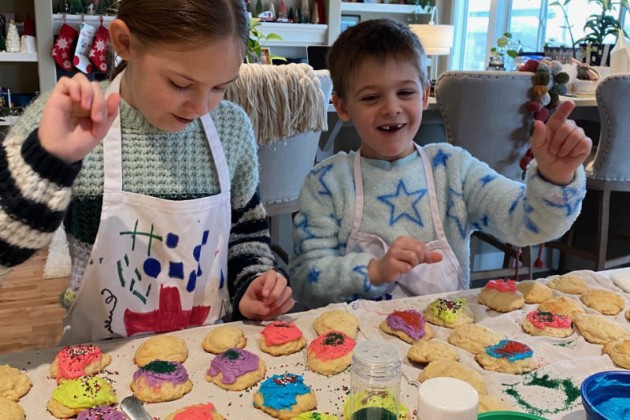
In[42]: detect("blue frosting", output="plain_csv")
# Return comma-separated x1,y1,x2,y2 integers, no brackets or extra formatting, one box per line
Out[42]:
257,374,311,410
485,339,533,362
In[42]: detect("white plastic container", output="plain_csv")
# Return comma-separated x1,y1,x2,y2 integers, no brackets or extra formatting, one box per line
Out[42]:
417,377,479,420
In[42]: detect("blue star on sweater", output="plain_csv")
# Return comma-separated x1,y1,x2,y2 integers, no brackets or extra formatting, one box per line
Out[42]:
480,174,497,186
446,187,468,239
311,163,333,196
377,179,427,227
308,267,320,284
353,265,372,292
509,187,525,214
542,186,585,217
294,215,315,253
432,149,451,168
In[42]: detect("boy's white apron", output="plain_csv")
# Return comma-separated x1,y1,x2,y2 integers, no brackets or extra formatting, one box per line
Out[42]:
60,73,230,345
346,143,466,298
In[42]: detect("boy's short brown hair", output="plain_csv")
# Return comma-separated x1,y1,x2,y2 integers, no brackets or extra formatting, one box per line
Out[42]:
327,19,429,99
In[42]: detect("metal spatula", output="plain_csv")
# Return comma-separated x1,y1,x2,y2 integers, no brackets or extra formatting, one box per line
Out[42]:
121,396,152,420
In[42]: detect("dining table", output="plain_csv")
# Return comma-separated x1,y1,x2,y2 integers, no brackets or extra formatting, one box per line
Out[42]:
2,267,629,419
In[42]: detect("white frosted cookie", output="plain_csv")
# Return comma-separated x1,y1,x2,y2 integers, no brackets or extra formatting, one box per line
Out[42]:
604,337,630,369
522,309,573,338
478,279,524,312
546,274,589,294
407,340,459,364
134,335,188,367
0,397,25,420
538,296,585,321
448,324,503,355
379,309,435,343
0,365,32,402
307,331,356,376
259,321,307,356
206,348,266,391
203,325,247,354
476,339,537,374
580,289,625,315
49,344,111,383
165,402,224,420
130,360,193,403
313,310,359,338
574,313,630,345
517,280,554,304
418,360,487,395
423,297,474,328
253,373,317,419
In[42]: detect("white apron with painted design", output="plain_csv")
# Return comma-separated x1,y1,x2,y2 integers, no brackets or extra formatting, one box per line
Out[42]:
60,72,231,345
345,144,465,298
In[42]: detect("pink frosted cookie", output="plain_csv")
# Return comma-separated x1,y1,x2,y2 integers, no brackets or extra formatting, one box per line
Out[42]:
206,348,266,391
478,279,525,312
379,309,435,343
49,344,111,383
307,330,356,376
130,360,192,403
165,402,225,420
259,321,307,356
522,309,573,338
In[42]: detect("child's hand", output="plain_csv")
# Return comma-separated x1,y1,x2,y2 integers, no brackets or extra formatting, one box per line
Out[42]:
368,236,443,286
530,100,592,185
239,270,295,320
39,73,120,164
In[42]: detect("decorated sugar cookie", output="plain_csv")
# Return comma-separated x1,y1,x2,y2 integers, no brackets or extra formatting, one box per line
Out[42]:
478,279,525,312
522,310,573,338
379,309,435,343
165,402,225,420
0,365,32,402
307,330,356,376
260,321,307,356
50,344,112,383
253,373,317,419
47,377,117,419
130,360,192,403
206,348,266,390
77,405,127,420
476,339,537,374
424,297,474,328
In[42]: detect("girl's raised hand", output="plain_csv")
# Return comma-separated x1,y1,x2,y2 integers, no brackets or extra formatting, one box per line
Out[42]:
39,73,120,164
239,270,295,320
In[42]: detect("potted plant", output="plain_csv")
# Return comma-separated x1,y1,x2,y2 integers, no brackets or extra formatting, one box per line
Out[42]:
489,32,521,70
247,17,286,64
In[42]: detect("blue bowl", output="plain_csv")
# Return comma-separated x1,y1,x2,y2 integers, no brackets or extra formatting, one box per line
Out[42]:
581,370,630,420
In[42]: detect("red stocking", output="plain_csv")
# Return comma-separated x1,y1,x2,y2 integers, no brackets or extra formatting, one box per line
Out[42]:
89,23,110,73
52,23,78,71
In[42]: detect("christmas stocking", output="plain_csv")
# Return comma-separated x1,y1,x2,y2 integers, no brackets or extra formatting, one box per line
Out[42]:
73,22,97,74
89,24,110,73
52,23,78,71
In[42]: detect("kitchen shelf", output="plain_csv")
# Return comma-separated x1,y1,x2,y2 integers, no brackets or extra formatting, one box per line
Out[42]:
340,2,423,14
0,52,38,62
259,22,328,47
52,13,116,34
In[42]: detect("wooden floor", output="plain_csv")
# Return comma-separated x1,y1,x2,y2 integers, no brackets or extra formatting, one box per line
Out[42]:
0,248,69,355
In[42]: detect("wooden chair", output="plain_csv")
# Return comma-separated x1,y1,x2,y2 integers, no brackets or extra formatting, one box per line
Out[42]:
547,74,630,271
435,70,536,282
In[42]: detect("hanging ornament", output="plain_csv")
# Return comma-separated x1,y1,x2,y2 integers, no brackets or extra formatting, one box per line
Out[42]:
89,22,109,73
73,22,97,74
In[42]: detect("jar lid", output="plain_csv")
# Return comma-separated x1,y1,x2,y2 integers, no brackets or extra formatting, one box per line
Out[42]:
417,377,479,420
353,341,400,366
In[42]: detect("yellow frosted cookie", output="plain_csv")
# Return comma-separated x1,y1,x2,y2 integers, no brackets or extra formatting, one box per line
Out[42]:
580,289,625,315
475,339,537,374
260,321,307,356
313,310,359,339
448,323,502,355
202,325,247,354
307,331,356,376
546,274,589,294
423,297,474,328
537,296,585,321
49,344,111,383
206,348,266,391
130,360,192,403
253,373,317,420
379,309,435,343
418,359,487,395
134,335,188,367
0,397,25,420
517,280,554,304
165,402,225,420
407,339,459,364
0,365,31,402
604,337,630,369
478,279,524,312
47,377,117,419
574,313,630,344
522,309,573,338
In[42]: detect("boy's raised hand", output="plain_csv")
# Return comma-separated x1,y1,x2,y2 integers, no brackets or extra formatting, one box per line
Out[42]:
368,236,442,286
239,270,295,320
530,100,592,185
39,73,120,164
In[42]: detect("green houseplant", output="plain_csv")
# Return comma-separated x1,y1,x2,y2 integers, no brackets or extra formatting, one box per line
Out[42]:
247,17,286,63
577,0,629,45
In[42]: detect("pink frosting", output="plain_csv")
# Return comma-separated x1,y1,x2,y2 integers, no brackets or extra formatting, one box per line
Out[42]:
486,279,517,293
